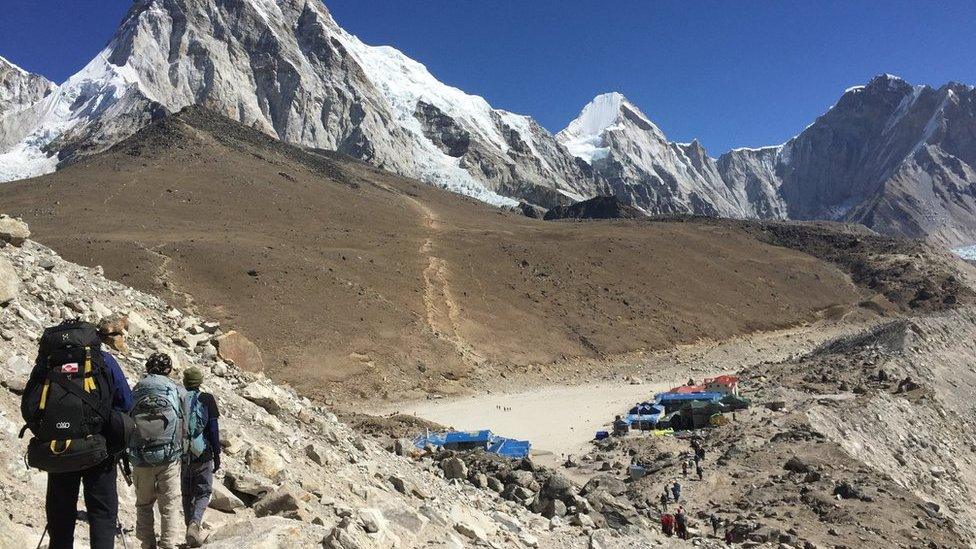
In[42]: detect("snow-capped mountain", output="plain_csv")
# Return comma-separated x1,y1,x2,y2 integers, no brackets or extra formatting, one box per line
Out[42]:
0,56,53,119
561,77,976,245
719,75,976,245
0,0,599,206
557,93,750,217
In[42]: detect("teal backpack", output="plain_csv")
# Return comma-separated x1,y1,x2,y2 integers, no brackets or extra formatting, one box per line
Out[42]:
185,390,207,459
129,375,184,466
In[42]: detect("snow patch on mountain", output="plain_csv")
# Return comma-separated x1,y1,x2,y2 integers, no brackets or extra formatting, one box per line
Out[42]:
557,92,654,163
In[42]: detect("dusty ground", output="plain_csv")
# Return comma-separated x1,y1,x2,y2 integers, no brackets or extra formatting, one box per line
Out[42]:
0,107,898,404
386,320,868,472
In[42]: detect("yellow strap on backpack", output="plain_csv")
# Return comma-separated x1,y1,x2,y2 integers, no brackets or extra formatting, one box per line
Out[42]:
83,347,96,393
40,381,50,410
50,439,72,455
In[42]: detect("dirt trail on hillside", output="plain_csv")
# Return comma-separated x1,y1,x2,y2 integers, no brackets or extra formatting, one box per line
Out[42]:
0,108,954,404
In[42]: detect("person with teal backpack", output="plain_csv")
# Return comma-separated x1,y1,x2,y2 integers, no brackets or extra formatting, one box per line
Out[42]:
129,353,185,549
181,366,220,548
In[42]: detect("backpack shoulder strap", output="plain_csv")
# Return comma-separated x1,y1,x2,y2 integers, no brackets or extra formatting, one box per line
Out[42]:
47,369,113,423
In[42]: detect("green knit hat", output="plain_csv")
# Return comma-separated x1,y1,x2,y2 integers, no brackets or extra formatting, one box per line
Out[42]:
183,366,204,389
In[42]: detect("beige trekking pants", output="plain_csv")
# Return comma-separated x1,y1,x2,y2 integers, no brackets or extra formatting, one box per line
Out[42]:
133,460,183,549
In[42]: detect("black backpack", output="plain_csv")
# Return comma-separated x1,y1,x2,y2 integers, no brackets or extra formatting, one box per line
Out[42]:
21,321,121,473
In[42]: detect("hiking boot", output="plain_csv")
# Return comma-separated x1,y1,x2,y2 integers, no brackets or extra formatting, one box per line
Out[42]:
186,521,206,548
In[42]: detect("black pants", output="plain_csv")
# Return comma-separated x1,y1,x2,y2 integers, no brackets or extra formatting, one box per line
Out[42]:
46,460,118,549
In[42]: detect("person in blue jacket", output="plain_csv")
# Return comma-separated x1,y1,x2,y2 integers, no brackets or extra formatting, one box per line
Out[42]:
23,335,132,549
180,366,220,548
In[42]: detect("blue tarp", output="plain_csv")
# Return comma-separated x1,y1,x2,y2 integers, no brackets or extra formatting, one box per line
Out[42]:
414,430,531,459
654,391,723,413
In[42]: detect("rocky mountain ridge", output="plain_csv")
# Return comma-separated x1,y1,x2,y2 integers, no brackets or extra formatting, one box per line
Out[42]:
2,1,974,244
0,0,599,206
561,76,976,246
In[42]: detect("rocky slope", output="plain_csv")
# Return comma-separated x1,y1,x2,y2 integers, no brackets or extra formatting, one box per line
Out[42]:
572,315,976,547
0,219,695,548
0,0,598,207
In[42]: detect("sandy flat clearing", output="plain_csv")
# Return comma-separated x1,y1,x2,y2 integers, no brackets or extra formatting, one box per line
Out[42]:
388,380,685,464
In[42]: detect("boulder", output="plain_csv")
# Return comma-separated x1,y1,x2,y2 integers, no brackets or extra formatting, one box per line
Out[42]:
541,498,567,519
542,472,575,501
581,475,627,497
242,384,283,415
246,444,286,481
304,443,329,466
210,482,246,513
224,471,274,504
784,456,812,474
215,330,266,372
0,257,19,306
324,517,372,549
1,355,32,393
441,456,468,480
206,516,328,549
253,484,311,518
358,508,385,534
50,273,76,295
454,520,487,542
126,310,156,337
0,215,30,247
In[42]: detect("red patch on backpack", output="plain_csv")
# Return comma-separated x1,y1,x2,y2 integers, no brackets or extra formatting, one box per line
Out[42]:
61,363,79,373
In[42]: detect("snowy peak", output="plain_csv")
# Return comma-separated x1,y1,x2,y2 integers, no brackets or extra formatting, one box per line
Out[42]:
556,92,664,164
0,0,601,208
0,56,54,119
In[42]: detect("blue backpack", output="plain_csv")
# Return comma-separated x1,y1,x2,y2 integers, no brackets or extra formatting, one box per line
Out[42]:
129,375,183,466
185,390,208,459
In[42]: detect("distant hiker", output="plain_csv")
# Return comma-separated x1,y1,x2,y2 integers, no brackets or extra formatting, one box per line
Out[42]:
612,415,629,436
660,513,675,536
682,459,689,478
724,523,733,543
130,354,186,549
21,320,133,549
710,514,721,536
181,367,221,548
659,491,669,510
675,506,689,539
696,462,703,480
671,481,681,502
696,446,706,462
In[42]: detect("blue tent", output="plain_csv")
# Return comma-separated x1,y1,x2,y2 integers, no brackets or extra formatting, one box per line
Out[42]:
414,430,531,459
654,391,723,413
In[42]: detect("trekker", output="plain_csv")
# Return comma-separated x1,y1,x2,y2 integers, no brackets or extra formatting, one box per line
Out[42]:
696,462,703,480
709,514,721,536
130,354,186,549
612,415,629,436
682,459,689,478
181,367,221,548
21,320,133,549
659,491,669,510
671,481,681,502
660,513,675,536
675,507,689,540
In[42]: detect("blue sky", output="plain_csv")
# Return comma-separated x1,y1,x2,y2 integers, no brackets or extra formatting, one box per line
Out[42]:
2,1,973,153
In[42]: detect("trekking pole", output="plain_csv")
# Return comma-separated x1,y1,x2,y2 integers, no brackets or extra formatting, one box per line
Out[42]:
35,525,48,549
117,521,129,549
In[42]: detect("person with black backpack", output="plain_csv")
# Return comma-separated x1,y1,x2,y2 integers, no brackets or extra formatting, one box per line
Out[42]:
180,366,220,548
20,320,133,549
129,354,185,549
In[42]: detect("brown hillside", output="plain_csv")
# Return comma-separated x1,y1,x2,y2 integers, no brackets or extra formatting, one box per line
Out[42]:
0,108,870,402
